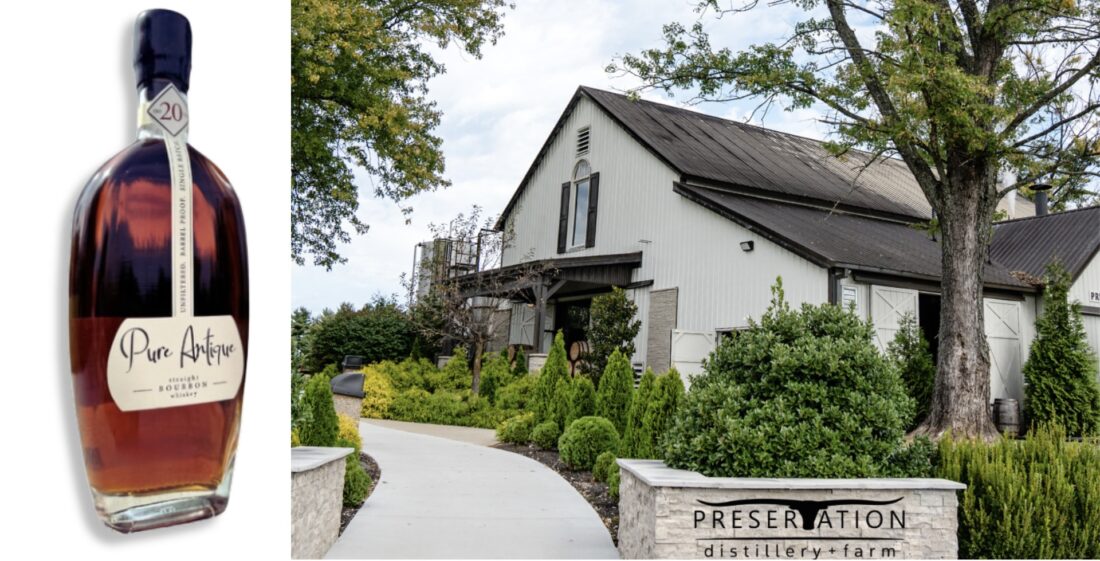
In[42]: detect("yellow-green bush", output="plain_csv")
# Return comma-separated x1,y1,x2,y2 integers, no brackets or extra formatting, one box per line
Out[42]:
337,414,362,453
361,365,395,418
937,425,1100,558
291,428,301,447
497,412,536,444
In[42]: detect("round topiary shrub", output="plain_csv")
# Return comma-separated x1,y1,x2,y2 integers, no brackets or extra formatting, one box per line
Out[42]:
559,416,620,470
593,450,617,482
497,412,536,444
662,279,916,478
531,420,561,450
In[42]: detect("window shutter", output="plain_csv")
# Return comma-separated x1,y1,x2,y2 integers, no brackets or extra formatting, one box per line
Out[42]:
585,172,599,248
557,182,570,254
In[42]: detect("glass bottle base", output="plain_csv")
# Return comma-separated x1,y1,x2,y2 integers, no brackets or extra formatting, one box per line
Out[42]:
91,461,234,533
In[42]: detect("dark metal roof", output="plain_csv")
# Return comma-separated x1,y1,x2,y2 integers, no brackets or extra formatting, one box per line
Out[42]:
676,183,1032,291
452,252,643,297
990,206,1100,281
584,87,935,220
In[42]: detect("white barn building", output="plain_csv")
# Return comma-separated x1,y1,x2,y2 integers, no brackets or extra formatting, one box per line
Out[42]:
480,86,1100,404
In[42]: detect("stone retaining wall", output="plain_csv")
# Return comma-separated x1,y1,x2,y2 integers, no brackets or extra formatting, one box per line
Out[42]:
292,447,354,559
618,460,964,560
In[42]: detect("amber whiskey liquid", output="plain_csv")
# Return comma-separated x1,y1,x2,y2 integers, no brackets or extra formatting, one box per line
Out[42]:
68,10,248,532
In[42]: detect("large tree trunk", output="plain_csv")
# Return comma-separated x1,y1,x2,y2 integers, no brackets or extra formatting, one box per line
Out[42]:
914,171,1001,441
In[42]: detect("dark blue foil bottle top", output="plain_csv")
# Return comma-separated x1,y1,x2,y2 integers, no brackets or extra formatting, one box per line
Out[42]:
134,9,192,93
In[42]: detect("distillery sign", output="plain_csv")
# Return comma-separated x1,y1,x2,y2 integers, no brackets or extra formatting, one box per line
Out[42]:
693,496,907,559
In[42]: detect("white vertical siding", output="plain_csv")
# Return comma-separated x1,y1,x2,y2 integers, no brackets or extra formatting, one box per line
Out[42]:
501,96,829,370
1070,254,1100,308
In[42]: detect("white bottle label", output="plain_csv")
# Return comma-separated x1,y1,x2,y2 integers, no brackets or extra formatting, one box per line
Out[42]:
107,316,245,411
106,84,243,411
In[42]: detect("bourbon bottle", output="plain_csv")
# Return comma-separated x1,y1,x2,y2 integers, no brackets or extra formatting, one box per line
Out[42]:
68,9,248,532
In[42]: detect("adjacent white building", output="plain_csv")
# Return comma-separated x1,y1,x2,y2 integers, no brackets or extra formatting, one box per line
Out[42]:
477,86,1100,404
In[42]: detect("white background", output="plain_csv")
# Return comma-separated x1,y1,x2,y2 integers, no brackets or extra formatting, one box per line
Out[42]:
0,2,290,557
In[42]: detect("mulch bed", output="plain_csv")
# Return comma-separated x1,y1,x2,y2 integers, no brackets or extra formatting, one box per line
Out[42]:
339,451,381,535
494,442,619,545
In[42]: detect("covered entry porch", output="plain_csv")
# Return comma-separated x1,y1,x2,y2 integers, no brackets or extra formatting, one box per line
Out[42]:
456,252,643,357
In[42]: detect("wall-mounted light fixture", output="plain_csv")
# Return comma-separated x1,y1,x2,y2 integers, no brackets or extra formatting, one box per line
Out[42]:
740,241,754,252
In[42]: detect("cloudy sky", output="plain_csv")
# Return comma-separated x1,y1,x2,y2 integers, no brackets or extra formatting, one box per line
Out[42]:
291,0,844,313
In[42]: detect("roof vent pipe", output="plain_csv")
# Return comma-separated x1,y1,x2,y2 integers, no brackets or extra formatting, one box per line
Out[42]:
1032,184,1051,216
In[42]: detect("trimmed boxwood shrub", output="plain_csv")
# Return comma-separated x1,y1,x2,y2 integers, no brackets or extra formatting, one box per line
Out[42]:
621,368,657,458
531,420,561,450
886,311,935,430
593,451,616,483
662,279,916,478
937,425,1100,558
568,376,597,427
497,413,536,444
299,374,339,447
596,349,634,435
559,416,620,470
1024,262,1100,436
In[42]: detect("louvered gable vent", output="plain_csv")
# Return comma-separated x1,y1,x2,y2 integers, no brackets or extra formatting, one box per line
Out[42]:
576,126,590,156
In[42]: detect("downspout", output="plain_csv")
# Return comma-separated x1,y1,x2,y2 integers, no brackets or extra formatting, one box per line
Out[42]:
827,267,844,306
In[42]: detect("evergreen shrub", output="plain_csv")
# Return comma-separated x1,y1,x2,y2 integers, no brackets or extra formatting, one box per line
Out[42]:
937,425,1100,558
299,374,339,447
531,420,561,450
595,349,634,435
559,416,620,470
496,413,536,444
621,368,657,458
662,279,916,478
886,311,935,429
593,451,616,483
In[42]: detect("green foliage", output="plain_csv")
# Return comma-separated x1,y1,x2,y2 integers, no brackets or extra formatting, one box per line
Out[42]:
496,412,536,444
431,347,471,392
291,371,309,431
886,311,935,429
937,425,1100,558
883,437,936,478
639,369,685,458
478,353,512,404
593,451,617,483
383,357,436,392
531,420,561,450
387,387,513,429
559,416,621,471
621,368,657,458
337,414,362,452
291,0,511,267
1024,263,1100,437
534,332,569,423
584,287,641,380
299,374,339,447
360,365,395,418
337,436,371,507
320,363,340,379
291,307,312,372
606,466,621,501
303,298,416,373
496,374,537,411
513,347,528,376
568,376,597,427
291,428,301,447
595,349,634,436
662,280,915,478
551,378,572,429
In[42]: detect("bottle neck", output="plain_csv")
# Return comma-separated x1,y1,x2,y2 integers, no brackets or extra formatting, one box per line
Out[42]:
136,79,190,141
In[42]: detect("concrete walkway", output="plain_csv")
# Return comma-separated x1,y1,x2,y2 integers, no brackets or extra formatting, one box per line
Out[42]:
326,421,620,559
361,418,498,447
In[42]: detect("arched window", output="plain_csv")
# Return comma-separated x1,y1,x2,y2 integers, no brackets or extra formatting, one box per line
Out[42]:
571,159,592,247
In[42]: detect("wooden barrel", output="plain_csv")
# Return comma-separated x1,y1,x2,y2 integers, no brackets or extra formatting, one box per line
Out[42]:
993,398,1020,435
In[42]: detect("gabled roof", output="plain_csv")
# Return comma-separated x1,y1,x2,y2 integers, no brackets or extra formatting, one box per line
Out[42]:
498,86,1032,228
990,206,1100,282
676,183,1033,291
